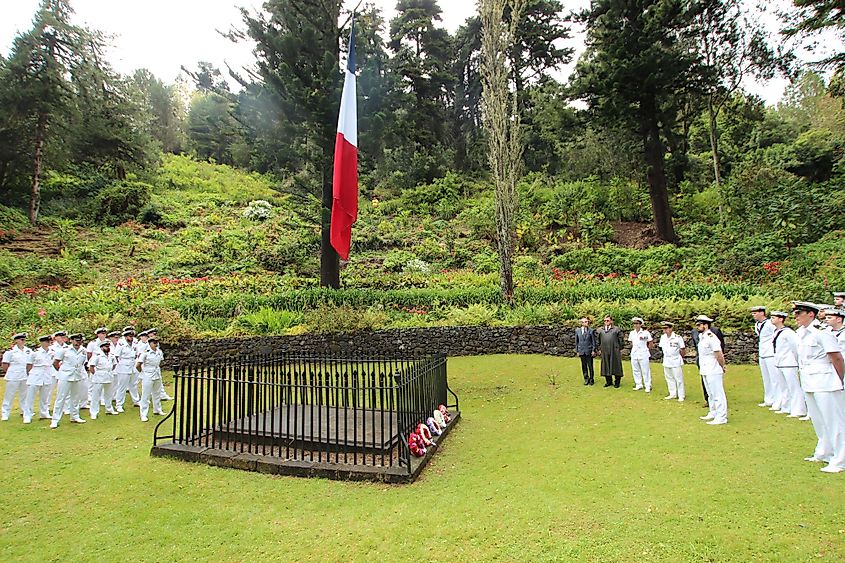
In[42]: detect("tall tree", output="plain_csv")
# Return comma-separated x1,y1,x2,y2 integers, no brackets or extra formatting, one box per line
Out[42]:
2,0,87,223
132,69,188,154
571,0,706,242
692,0,781,221
785,1,845,71
238,0,346,288
481,0,525,304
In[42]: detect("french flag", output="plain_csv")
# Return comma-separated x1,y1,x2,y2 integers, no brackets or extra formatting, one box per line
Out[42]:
330,21,358,261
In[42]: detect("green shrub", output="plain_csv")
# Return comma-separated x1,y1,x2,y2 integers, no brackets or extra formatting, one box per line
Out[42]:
444,304,498,326
232,308,303,335
94,181,152,225
304,306,389,333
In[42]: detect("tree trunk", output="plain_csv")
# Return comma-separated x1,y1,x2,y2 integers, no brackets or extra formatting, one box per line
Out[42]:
707,95,724,224
320,147,340,288
29,113,48,225
641,113,676,243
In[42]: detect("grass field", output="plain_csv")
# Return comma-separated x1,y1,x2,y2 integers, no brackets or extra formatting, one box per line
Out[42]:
2,356,844,562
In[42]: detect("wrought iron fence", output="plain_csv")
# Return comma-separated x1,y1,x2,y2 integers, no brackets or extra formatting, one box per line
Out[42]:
153,352,457,472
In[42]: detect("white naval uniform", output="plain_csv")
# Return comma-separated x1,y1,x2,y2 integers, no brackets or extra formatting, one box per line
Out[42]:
129,339,148,405
658,332,685,401
698,330,728,424
798,324,845,470
51,345,88,425
755,319,780,408
88,352,116,419
24,346,54,421
85,338,108,407
113,339,136,411
773,326,806,417
2,346,32,420
48,342,63,411
628,329,653,391
137,347,165,421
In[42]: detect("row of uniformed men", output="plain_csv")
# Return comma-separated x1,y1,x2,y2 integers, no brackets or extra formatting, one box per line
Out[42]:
1,326,170,428
749,292,845,474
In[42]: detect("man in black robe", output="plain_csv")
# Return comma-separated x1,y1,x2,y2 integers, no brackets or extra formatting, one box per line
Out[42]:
597,315,625,388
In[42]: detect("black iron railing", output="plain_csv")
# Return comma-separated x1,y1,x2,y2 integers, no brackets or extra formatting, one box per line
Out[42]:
153,352,457,472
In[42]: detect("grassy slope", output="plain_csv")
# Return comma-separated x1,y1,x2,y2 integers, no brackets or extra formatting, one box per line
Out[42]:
2,356,843,562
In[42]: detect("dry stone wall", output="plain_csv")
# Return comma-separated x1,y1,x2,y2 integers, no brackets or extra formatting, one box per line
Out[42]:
162,326,760,367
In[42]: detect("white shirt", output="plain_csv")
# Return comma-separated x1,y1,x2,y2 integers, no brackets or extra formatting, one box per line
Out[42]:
832,327,845,355
49,342,65,377
137,348,164,380
114,340,137,374
773,327,799,368
2,346,32,381
797,325,843,393
54,346,87,382
697,330,724,376
628,329,653,359
89,353,116,384
86,338,107,364
755,319,775,358
658,332,685,368
26,347,54,385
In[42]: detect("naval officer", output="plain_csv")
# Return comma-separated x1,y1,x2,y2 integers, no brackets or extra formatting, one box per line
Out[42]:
2,333,32,421
24,335,54,423
695,315,728,425
51,334,88,427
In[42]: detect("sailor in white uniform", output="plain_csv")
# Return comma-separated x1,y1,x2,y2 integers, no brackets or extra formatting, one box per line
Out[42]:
792,301,845,473
658,321,685,401
833,292,845,309
146,329,172,401
824,308,845,353
628,317,653,392
770,311,806,418
88,340,117,419
695,315,728,425
2,333,32,421
130,330,150,407
51,333,89,427
50,331,69,414
24,335,54,423
84,327,109,408
114,329,137,413
136,337,165,422
751,306,781,410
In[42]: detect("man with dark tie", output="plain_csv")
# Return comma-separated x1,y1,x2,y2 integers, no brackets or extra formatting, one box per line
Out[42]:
575,317,597,385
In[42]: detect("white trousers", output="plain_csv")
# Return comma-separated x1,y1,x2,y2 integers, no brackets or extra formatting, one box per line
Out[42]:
759,356,777,406
663,365,685,400
767,358,788,410
778,367,806,416
631,358,652,390
804,390,845,469
24,383,52,420
52,380,84,424
140,378,163,419
703,372,728,423
77,375,89,409
128,370,141,404
89,383,115,418
113,372,133,408
2,380,28,419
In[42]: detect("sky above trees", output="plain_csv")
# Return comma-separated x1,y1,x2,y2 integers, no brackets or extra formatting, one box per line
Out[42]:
0,0,841,105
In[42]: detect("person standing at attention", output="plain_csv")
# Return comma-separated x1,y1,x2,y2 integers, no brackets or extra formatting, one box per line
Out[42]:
792,301,845,473
695,315,728,426
771,311,805,418
658,321,685,402
1,333,32,421
136,337,165,422
24,335,54,423
751,306,779,410
628,317,653,392
597,315,625,388
575,318,597,386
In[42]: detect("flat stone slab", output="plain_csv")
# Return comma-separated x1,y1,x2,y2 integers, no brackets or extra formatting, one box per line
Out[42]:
151,411,460,484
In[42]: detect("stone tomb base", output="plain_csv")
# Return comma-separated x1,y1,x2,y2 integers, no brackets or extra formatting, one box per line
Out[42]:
151,408,460,484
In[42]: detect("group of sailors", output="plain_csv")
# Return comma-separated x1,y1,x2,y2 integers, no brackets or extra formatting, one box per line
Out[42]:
1,326,168,428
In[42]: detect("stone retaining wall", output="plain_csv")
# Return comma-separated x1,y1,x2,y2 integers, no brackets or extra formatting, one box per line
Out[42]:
162,326,759,366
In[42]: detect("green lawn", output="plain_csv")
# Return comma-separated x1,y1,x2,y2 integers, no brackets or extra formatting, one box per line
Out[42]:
2,356,843,562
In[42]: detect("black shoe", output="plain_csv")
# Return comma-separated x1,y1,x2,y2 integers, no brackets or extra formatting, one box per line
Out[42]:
588,380,595,386
603,382,612,387
584,380,590,385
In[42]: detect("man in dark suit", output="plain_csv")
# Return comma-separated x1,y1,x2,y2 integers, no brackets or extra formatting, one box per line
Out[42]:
691,322,726,406
575,317,597,385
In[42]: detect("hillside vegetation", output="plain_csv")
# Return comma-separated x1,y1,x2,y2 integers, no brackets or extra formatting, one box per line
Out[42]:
1,154,841,340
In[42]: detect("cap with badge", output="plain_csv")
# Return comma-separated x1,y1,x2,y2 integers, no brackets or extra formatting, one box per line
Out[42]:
137,330,149,337
146,328,158,334
95,327,108,335
823,307,845,318
69,333,84,341
122,325,135,332
693,315,714,324
661,321,674,328
832,292,845,298
38,335,52,343
749,305,767,313
770,311,789,318
631,317,644,324
791,301,821,314
12,332,27,340
52,330,67,338
107,331,120,338
99,340,112,348
122,329,135,336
